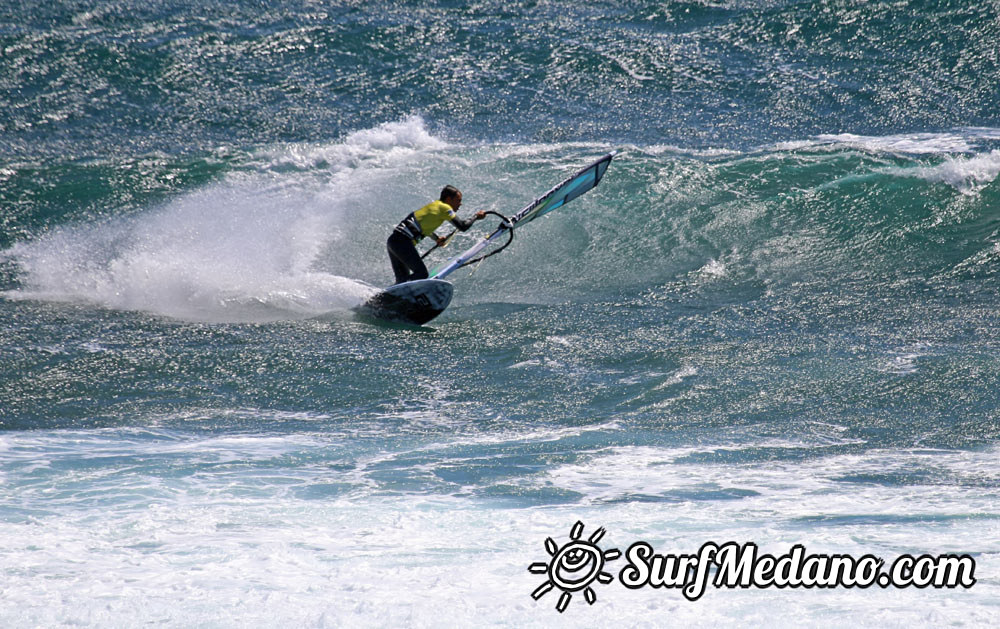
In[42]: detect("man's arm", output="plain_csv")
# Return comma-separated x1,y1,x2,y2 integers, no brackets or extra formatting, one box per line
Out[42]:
449,210,487,233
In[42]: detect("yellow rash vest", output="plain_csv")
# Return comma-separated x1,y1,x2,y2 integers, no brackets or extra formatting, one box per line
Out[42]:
394,200,473,243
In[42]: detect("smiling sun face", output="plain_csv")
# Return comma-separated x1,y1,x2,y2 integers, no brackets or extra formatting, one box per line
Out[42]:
528,522,621,613
553,541,602,589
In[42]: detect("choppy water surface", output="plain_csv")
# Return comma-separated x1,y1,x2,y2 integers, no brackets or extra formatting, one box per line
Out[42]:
2,1,999,626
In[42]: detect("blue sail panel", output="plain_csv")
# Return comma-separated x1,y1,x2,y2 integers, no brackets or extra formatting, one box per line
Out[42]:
516,153,613,226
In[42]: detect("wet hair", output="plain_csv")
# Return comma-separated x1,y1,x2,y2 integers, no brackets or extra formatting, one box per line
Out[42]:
440,185,461,202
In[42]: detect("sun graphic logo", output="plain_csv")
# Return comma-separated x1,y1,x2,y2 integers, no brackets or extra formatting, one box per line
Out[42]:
528,521,621,613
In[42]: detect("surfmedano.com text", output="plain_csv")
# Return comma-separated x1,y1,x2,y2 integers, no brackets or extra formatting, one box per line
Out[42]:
619,541,976,601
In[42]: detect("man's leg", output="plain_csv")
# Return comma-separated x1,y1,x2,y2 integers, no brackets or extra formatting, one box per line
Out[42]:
387,231,428,284
388,248,411,284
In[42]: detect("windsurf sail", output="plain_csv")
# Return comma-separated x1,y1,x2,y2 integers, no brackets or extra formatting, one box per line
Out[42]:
431,151,616,280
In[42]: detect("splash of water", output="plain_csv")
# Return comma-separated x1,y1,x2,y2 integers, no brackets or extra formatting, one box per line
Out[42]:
1,117,451,322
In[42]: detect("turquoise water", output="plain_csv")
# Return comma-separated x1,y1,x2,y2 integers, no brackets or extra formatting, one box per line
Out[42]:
2,2,999,626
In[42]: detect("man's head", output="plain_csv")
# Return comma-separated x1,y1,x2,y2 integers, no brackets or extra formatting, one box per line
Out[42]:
440,185,462,210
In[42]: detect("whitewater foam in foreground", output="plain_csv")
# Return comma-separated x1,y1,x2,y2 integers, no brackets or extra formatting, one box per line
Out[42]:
0,426,996,627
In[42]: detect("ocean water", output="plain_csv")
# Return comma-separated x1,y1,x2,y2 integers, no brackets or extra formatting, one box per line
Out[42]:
2,1,999,626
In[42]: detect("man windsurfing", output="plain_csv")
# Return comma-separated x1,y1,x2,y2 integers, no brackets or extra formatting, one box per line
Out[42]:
387,185,485,284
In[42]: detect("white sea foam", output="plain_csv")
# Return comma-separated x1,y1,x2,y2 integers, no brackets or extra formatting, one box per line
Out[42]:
696,258,727,278
893,149,1000,195
768,129,1000,158
1,428,996,627
814,132,978,155
257,114,449,172
785,131,1000,194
